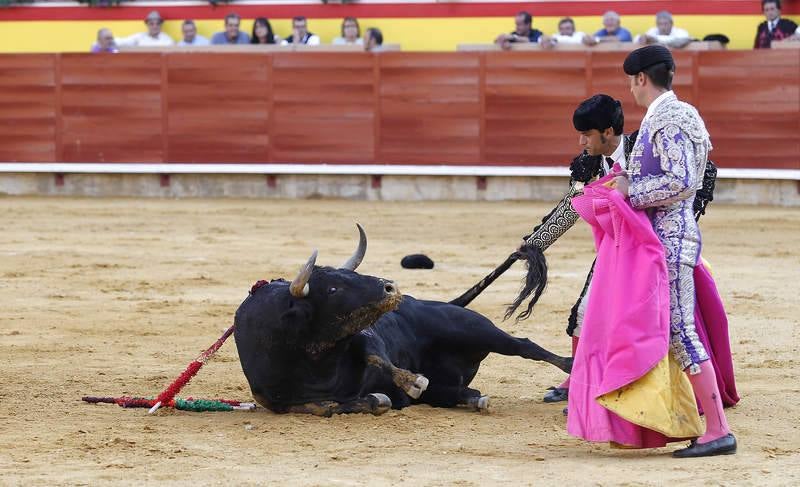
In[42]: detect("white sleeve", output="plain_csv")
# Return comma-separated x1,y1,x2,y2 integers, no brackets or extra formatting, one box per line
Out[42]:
307,35,321,46
672,27,690,40
114,32,142,47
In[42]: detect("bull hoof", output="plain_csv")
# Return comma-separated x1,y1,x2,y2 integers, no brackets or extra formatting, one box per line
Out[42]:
367,393,392,415
467,395,491,412
406,376,429,399
406,375,430,399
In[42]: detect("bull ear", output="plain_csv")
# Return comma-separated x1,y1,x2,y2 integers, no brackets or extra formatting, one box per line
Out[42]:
280,300,313,342
340,223,367,271
290,250,317,298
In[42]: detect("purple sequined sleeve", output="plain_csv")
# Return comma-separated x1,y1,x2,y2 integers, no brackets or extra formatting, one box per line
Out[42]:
629,124,698,209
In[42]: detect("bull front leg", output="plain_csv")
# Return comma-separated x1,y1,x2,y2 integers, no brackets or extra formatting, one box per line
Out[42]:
366,354,429,399
286,393,393,417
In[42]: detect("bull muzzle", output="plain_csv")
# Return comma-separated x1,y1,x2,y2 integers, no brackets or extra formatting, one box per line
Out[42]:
382,279,399,297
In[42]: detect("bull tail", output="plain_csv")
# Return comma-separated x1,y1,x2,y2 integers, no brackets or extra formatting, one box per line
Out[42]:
448,254,517,308
504,245,548,322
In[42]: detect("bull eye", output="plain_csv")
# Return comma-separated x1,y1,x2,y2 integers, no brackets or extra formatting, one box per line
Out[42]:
328,286,338,295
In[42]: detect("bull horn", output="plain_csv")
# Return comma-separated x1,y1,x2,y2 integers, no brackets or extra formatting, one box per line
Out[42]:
341,223,367,271
290,249,318,298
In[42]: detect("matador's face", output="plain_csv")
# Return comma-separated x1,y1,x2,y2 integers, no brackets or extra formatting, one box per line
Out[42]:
629,74,647,108
578,128,613,156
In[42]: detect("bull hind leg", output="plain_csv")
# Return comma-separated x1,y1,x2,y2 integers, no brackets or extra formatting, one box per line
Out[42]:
511,336,573,374
287,394,392,417
443,315,573,373
416,359,489,411
421,385,489,412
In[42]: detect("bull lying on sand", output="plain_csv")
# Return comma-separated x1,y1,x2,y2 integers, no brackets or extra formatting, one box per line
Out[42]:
234,225,572,416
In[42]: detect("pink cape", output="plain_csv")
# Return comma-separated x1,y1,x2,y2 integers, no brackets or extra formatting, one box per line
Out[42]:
693,262,740,408
567,177,683,448
566,174,740,447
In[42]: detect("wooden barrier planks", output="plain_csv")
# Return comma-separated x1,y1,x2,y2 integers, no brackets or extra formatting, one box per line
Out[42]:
0,51,796,169
379,53,481,164
697,50,800,169
0,54,57,162
271,53,375,163
485,51,588,165
60,53,163,162
166,53,271,163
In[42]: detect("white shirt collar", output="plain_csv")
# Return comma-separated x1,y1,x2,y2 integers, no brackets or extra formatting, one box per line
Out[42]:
644,90,675,121
601,136,627,174
609,137,626,165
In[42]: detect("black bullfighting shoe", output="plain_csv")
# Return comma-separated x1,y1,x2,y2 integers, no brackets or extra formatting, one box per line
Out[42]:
543,387,568,403
672,434,737,458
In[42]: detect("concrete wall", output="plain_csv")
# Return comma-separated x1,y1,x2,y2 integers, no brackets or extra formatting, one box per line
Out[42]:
0,172,797,206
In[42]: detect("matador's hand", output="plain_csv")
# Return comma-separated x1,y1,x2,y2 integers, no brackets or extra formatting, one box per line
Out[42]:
613,173,630,197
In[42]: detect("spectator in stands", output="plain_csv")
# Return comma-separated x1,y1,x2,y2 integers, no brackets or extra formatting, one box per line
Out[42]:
364,27,384,52
115,11,174,47
541,17,591,47
495,11,543,50
91,28,118,53
212,13,250,44
755,0,799,48
636,11,691,48
251,17,279,44
593,11,633,42
178,20,209,46
281,16,321,45
333,17,363,45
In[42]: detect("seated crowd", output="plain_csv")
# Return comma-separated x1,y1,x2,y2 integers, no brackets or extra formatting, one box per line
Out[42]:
495,1,798,50
91,1,799,54
92,11,385,52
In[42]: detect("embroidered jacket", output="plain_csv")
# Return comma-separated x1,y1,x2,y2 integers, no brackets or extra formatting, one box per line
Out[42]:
627,93,711,212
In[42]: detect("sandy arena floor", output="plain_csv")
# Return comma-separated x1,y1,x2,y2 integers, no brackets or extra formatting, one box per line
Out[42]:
0,196,798,486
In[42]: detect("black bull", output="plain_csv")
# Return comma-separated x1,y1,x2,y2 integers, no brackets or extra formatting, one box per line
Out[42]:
234,226,572,416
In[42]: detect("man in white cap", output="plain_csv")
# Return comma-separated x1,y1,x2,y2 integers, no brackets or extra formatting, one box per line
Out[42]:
116,10,175,47
635,11,690,48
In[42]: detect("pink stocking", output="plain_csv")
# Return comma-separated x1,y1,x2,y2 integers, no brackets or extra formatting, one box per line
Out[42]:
558,337,580,390
688,360,731,444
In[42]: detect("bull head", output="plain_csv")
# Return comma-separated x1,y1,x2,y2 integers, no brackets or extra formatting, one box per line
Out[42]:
289,223,367,298
281,223,401,351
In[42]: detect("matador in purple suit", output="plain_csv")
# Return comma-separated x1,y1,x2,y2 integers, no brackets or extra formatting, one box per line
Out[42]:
613,45,737,458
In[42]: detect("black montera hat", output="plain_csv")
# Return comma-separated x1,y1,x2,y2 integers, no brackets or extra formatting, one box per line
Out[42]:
573,94,624,133
623,45,674,75
703,34,730,45
401,254,434,269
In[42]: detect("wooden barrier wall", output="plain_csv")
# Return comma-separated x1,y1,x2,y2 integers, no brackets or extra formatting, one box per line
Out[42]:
1,51,798,169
